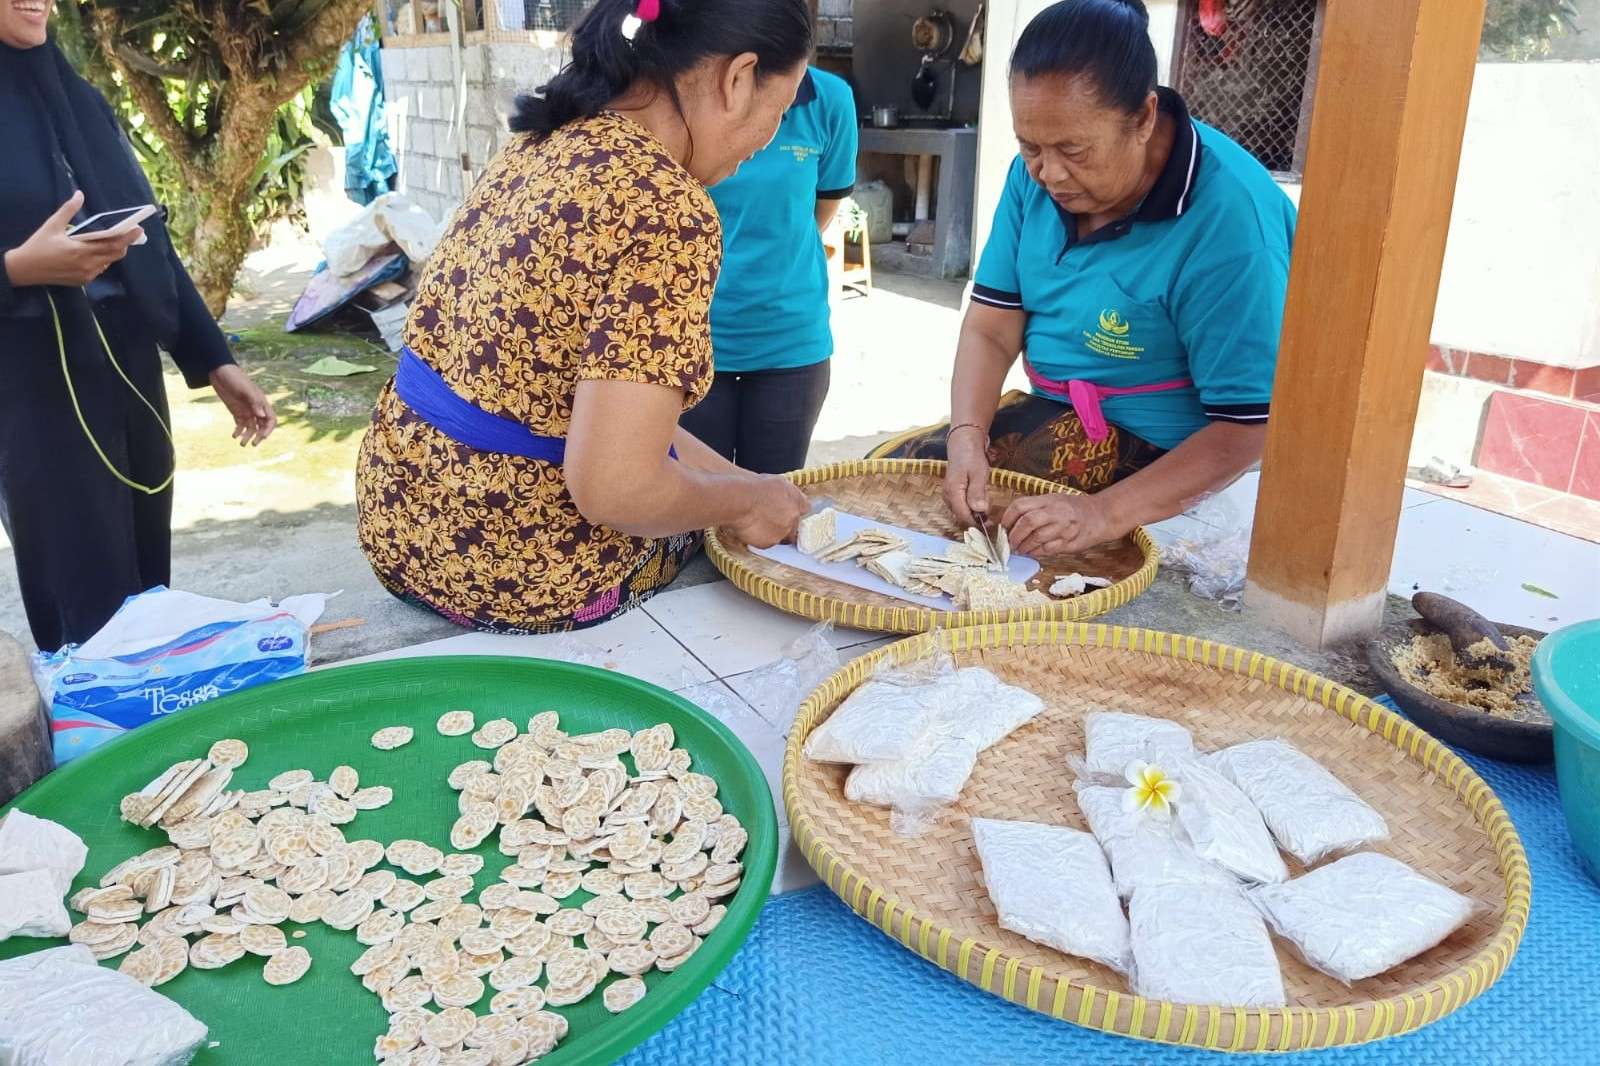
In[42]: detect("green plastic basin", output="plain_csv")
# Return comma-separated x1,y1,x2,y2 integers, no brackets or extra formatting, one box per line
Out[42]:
0,656,778,1065
1532,619,1600,886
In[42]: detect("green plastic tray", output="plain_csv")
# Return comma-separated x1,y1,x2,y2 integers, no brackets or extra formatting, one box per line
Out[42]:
0,656,778,1065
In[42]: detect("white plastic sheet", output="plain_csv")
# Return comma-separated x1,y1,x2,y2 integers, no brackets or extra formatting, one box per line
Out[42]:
1128,883,1285,1007
0,869,70,940
809,657,1045,833
1075,784,1235,900
751,510,1039,610
1209,739,1389,864
844,734,979,812
943,668,1045,751
803,679,941,764
1249,852,1476,982
0,944,208,1066
1170,757,1288,885
1082,712,1195,777
0,810,87,895
972,817,1130,973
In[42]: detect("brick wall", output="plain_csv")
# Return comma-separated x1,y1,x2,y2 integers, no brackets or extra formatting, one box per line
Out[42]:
380,39,567,223
817,0,853,49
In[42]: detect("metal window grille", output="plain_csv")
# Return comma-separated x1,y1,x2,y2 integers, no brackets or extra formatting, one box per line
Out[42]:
1173,0,1322,177
498,0,592,31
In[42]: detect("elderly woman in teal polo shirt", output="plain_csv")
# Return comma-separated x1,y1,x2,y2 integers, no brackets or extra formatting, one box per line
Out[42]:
874,0,1295,557
680,65,858,474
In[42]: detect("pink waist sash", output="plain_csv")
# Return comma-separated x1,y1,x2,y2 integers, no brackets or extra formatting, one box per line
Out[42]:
1023,357,1192,443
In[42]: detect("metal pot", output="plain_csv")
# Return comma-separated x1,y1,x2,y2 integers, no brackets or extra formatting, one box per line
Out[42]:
871,105,900,129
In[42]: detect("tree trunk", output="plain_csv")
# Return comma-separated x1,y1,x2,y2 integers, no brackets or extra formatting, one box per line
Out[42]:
189,184,257,317
88,0,374,318
187,79,286,317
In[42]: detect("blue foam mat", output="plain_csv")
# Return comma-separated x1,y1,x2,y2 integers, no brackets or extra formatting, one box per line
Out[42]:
626,726,1600,1064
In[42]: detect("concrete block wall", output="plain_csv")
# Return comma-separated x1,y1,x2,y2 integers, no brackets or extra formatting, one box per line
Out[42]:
381,38,567,224
817,0,853,49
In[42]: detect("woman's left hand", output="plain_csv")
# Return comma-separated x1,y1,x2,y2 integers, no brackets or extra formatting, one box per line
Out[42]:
1002,492,1121,557
209,365,277,446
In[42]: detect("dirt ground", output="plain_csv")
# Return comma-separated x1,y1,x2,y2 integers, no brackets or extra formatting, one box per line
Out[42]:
0,249,979,661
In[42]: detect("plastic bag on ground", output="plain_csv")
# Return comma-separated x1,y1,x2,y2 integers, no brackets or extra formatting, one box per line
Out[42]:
0,869,70,940
1083,712,1196,778
1208,739,1389,865
1169,757,1288,885
733,623,843,736
33,587,330,765
1160,490,1252,610
322,191,442,278
680,623,842,740
0,944,208,1065
1075,784,1236,900
1128,882,1285,1006
0,810,87,895
1249,852,1476,982
971,817,1130,974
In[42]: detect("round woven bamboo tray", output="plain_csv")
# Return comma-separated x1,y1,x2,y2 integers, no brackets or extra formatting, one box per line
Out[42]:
704,459,1158,633
784,624,1531,1052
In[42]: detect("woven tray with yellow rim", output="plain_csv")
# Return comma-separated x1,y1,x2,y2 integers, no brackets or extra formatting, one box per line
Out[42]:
784,624,1531,1053
704,459,1158,634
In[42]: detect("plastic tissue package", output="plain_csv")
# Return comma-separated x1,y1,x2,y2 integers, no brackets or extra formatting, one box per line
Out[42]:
1209,739,1389,864
845,733,980,811
1083,712,1195,777
804,678,943,764
1128,882,1286,1007
0,869,71,939
34,587,329,765
971,817,1130,974
0,944,208,1066
1170,757,1288,885
1249,852,1476,982
0,809,88,894
1075,784,1235,900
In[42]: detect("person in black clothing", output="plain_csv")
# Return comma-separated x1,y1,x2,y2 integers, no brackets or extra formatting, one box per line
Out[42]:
0,5,277,652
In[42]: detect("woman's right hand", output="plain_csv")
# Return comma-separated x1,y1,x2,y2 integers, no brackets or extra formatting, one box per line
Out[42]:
731,474,810,549
2,192,143,289
943,426,992,527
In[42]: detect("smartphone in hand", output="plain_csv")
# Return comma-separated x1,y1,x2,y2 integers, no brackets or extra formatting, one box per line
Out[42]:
67,205,157,242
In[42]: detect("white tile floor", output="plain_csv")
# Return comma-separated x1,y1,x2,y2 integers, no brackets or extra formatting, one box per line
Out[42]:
640,582,878,678
350,483,1599,897
1142,472,1599,630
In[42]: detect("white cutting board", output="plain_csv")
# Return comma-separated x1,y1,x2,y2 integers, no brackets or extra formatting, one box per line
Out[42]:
751,510,1041,609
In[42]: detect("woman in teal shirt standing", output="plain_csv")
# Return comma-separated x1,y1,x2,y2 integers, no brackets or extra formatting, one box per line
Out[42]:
680,66,858,474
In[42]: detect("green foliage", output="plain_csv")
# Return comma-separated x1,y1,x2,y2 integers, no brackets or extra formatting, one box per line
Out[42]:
1481,0,1581,60
51,0,339,256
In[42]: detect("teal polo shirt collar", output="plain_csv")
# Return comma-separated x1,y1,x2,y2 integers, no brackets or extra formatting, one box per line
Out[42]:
971,87,1204,311
1051,87,1202,256
793,71,854,201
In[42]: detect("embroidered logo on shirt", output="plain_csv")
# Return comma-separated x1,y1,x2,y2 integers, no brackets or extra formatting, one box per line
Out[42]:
1084,308,1145,359
780,144,820,164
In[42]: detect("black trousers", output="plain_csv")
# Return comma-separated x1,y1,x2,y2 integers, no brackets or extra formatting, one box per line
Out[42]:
679,360,831,476
0,298,174,651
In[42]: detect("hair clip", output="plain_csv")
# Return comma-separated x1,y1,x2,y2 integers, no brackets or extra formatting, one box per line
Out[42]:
621,0,659,41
